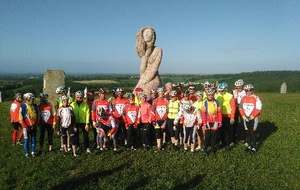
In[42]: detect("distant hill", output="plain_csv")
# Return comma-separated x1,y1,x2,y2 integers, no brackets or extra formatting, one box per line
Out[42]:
0,70,299,101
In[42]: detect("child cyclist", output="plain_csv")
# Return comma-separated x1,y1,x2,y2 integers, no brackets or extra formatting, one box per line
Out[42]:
56,95,78,157
174,102,202,154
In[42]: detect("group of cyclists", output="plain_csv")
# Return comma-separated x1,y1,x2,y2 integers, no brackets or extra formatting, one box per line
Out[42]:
10,79,262,157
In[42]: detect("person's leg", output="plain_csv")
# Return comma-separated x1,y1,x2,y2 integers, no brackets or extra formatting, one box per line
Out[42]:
23,128,29,156
31,126,37,155
47,124,54,151
39,124,46,150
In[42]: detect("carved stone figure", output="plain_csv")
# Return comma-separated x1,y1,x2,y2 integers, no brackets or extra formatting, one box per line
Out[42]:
134,26,162,98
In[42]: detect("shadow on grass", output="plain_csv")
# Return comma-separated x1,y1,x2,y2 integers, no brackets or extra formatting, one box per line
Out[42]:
50,164,126,190
124,177,149,190
236,120,277,148
257,120,277,149
172,174,205,190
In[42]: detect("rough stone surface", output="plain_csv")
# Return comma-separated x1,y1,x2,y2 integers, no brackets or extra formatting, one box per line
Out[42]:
134,26,162,98
43,70,65,105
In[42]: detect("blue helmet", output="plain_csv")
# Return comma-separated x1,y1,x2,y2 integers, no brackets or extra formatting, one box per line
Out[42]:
218,82,228,91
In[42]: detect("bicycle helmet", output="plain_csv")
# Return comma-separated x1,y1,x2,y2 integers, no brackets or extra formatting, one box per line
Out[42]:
127,93,135,99
206,88,216,95
24,93,35,101
116,88,123,92
244,84,254,91
75,90,83,97
14,93,22,100
170,90,177,97
183,102,192,111
98,88,106,94
61,95,69,101
55,86,66,94
195,91,203,96
39,93,49,99
218,82,228,91
234,79,244,87
203,81,210,87
157,87,164,93
165,82,172,87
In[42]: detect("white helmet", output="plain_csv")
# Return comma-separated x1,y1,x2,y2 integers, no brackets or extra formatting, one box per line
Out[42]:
183,103,192,111
61,95,69,101
195,91,203,96
234,79,244,87
139,93,147,98
24,93,35,101
203,81,210,87
165,82,172,87
116,88,123,92
244,84,254,91
14,93,22,100
157,87,164,93
56,86,66,94
75,90,83,97
170,90,177,97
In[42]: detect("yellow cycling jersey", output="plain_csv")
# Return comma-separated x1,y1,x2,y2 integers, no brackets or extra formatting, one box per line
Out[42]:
168,99,180,119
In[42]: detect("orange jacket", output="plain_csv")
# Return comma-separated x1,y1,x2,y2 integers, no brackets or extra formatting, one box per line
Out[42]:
10,100,21,123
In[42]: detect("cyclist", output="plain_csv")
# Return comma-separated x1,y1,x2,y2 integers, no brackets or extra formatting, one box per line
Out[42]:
38,93,56,153
19,93,39,157
239,84,262,153
10,93,23,146
71,90,91,153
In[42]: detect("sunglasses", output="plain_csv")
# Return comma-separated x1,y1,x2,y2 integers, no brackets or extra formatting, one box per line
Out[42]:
76,96,83,99
245,89,253,92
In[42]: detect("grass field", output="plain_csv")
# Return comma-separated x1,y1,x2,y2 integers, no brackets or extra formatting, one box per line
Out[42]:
0,93,299,190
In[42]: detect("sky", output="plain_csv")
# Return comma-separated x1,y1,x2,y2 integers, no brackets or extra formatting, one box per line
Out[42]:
0,0,300,74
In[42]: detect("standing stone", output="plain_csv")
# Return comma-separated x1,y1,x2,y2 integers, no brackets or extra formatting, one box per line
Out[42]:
0,91,2,102
43,70,65,106
280,82,287,94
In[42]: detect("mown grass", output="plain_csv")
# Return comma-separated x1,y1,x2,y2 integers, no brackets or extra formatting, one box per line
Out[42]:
0,93,299,190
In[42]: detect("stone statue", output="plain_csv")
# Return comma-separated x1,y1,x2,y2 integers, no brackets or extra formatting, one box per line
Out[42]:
134,26,162,98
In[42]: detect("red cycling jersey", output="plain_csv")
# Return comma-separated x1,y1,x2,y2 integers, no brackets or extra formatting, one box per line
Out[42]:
239,94,262,118
10,100,21,123
112,97,128,118
38,102,56,125
123,103,140,128
152,97,168,121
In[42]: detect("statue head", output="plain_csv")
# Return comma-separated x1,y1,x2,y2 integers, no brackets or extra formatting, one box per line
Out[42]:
136,26,156,58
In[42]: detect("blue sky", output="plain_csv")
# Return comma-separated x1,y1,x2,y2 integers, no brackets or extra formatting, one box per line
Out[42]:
1,0,299,74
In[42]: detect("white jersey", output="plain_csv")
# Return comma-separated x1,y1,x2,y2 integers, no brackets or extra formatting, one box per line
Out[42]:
174,108,202,128
233,89,246,105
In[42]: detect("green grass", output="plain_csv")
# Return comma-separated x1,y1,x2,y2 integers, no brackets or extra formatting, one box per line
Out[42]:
0,93,300,190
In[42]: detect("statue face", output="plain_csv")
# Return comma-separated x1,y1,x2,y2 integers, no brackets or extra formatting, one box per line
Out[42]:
143,28,153,42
